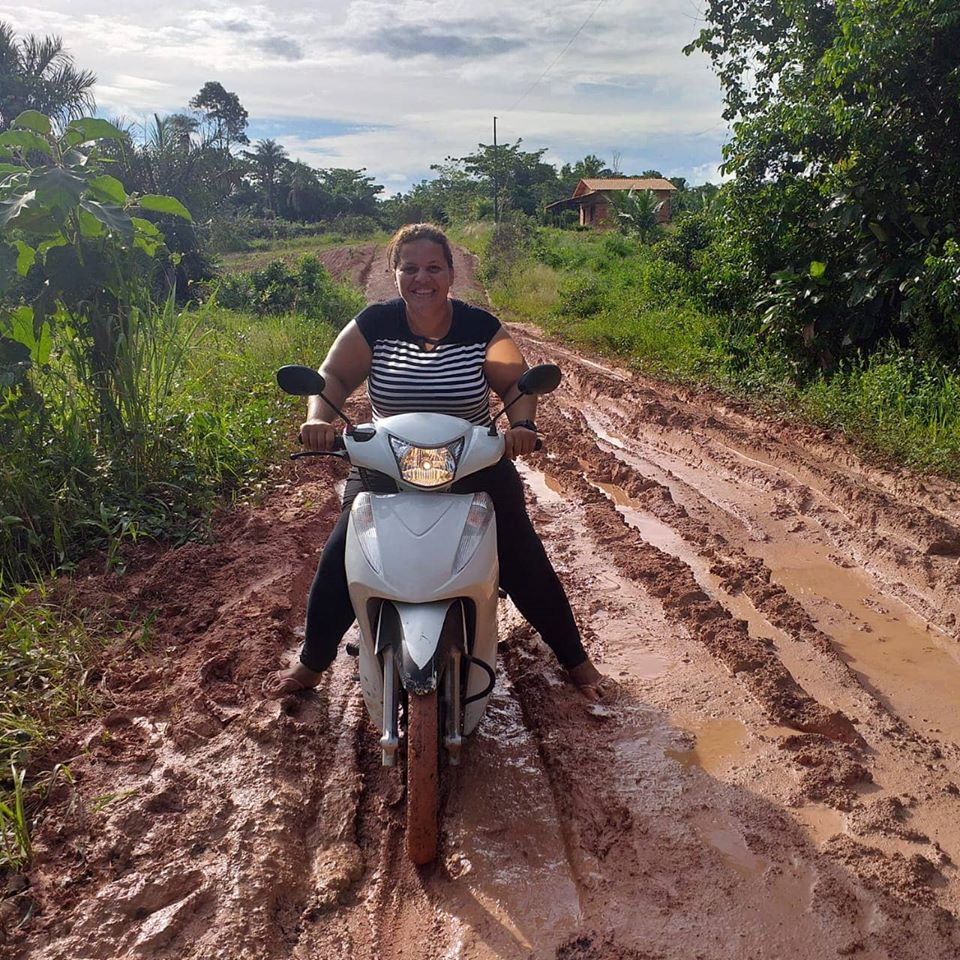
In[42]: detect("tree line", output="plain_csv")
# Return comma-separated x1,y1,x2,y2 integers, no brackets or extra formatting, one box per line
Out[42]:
4,3,960,379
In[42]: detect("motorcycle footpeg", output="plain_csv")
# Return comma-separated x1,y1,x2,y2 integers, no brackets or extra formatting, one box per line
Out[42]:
345,641,360,657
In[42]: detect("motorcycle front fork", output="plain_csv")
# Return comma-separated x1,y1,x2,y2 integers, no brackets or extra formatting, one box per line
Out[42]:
379,650,463,767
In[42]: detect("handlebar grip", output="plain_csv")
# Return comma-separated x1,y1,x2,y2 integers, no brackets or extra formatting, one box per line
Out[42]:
296,430,345,451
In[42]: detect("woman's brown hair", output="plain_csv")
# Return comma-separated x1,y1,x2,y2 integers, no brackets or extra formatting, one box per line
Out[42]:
387,223,454,270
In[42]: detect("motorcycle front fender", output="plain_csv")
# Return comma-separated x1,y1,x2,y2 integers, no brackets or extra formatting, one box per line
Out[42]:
378,599,459,695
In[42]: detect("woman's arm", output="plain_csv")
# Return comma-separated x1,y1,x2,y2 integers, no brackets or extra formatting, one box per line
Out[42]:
301,320,372,450
484,328,538,459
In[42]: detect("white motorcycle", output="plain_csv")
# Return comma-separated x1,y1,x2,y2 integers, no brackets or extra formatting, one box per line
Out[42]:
277,363,561,864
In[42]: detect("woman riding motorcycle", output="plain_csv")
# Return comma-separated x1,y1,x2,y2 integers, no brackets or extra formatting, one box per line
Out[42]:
264,223,607,701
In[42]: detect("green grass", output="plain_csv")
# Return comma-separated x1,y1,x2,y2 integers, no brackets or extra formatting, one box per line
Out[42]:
481,225,960,480
0,583,96,870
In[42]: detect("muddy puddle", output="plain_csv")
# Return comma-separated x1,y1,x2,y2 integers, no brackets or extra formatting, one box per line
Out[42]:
443,684,582,954
585,441,960,746
666,718,749,776
767,554,960,743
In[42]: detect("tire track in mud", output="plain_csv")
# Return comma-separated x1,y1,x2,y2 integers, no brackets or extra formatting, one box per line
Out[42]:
505,326,960,952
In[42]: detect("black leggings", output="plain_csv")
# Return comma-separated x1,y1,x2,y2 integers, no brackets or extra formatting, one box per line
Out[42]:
300,458,586,672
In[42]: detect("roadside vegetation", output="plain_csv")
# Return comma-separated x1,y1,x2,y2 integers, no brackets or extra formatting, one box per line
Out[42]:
0,106,356,866
469,218,960,478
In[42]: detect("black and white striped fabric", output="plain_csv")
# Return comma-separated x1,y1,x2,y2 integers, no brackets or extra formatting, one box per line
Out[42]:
355,298,500,425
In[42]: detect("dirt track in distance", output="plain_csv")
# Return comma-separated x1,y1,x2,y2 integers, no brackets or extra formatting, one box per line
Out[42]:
4,245,960,959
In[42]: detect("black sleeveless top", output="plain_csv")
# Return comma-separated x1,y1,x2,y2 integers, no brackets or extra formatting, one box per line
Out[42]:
354,298,500,425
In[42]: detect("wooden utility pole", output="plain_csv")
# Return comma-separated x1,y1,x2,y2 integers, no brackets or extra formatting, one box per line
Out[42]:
493,116,499,225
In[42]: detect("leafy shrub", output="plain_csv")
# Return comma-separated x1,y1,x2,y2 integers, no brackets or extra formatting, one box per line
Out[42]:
215,255,363,326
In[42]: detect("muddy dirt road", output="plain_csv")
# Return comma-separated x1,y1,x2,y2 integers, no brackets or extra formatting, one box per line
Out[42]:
4,246,960,959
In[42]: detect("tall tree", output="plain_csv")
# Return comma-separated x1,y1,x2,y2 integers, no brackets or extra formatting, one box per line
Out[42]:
244,139,288,214
189,81,248,150
687,0,960,368
0,20,96,131
446,139,559,218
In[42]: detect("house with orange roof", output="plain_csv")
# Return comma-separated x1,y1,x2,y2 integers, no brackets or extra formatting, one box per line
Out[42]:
547,177,678,227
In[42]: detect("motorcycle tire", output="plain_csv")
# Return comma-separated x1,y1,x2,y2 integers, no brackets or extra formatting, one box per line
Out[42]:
406,689,439,864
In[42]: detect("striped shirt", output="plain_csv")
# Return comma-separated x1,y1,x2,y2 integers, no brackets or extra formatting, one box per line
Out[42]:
355,298,500,425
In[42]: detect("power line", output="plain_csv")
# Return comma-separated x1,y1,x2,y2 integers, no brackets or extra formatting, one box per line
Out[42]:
505,0,608,114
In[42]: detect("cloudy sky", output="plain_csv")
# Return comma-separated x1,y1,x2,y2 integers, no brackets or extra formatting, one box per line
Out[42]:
2,1,729,194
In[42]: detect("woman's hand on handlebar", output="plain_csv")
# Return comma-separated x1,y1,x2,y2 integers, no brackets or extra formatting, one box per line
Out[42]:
504,425,539,459
300,419,339,451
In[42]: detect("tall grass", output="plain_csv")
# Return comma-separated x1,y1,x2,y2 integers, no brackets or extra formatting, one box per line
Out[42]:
2,282,349,584
0,274,351,871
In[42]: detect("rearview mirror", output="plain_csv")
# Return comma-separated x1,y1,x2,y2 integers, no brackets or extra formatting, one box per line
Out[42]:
517,364,562,396
277,365,326,396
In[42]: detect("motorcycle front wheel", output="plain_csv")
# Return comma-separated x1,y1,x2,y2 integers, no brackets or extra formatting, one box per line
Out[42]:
406,689,439,864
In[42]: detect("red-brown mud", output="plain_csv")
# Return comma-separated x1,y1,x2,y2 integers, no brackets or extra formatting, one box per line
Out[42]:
4,248,960,958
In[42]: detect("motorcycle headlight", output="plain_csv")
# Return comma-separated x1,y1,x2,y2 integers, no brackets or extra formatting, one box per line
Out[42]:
453,493,494,573
351,492,383,574
389,436,464,488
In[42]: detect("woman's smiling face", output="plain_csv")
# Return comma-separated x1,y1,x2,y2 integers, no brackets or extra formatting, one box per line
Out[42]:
394,239,454,307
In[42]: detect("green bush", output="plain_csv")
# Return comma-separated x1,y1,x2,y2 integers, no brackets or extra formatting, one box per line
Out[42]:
215,254,363,326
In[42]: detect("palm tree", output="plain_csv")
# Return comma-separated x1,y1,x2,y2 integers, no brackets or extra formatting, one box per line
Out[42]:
244,139,288,214
0,21,96,131
613,189,665,243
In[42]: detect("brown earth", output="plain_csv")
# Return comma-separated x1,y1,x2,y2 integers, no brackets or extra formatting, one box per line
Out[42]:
4,245,960,959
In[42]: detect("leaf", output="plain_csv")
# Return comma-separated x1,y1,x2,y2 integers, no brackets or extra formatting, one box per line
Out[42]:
0,162,24,176
77,207,105,238
14,241,36,276
11,111,52,136
132,218,163,256
0,336,31,388
868,221,890,242
78,198,133,239
87,174,127,206
0,191,39,229
0,129,52,156
62,118,126,146
131,217,161,237
138,195,192,221
809,260,827,278
8,306,51,364
38,235,68,255
31,167,87,208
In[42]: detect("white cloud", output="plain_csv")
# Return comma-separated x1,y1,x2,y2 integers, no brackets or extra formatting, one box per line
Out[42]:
0,0,726,186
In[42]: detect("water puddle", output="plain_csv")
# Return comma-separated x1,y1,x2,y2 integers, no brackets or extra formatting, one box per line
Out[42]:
591,481,711,586
445,688,583,948
590,424,626,449
516,463,565,504
767,555,960,745
589,477,856,718
793,803,845,845
693,810,768,877
666,718,749,776
590,465,960,745
624,650,672,679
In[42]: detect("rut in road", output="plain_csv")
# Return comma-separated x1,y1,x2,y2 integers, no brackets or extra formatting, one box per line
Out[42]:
4,244,960,959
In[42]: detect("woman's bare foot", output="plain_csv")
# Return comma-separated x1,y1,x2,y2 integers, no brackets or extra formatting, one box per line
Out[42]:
262,663,323,698
566,659,615,703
